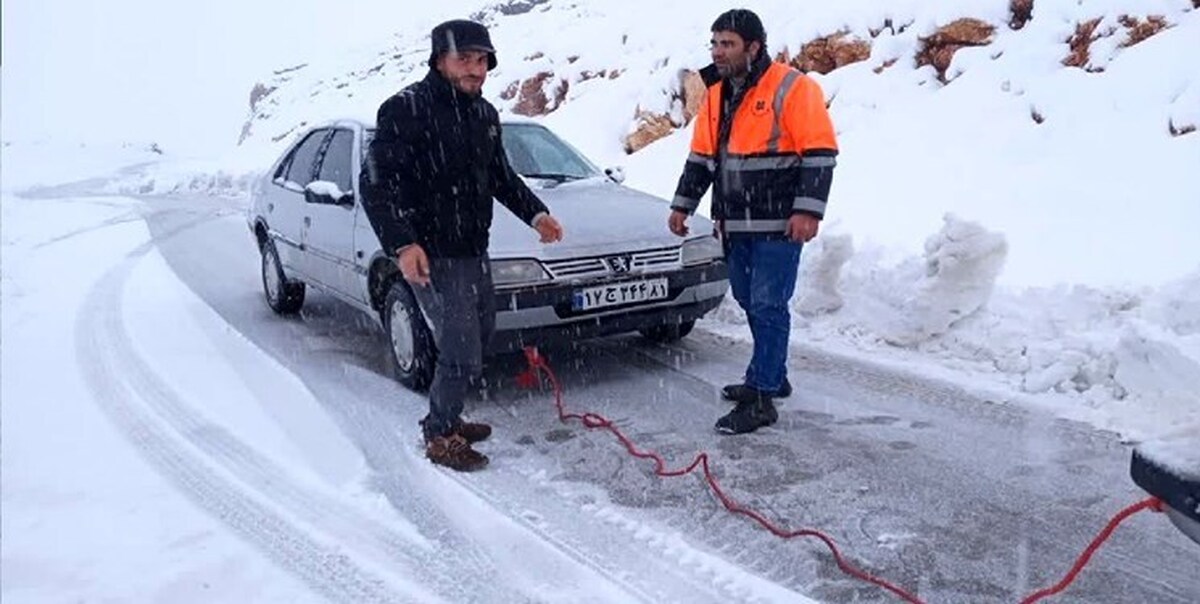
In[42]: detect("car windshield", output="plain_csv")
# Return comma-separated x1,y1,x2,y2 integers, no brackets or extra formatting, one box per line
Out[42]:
363,124,600,182
501,123,600,181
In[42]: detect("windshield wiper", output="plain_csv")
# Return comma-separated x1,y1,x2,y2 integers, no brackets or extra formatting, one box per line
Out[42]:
521,173,584,182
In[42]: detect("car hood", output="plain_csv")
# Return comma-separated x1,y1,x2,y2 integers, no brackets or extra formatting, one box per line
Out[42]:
488,177,712,259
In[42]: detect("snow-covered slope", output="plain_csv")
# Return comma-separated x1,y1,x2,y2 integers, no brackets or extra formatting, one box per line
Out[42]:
32,0,1200,440
233,0,1198,293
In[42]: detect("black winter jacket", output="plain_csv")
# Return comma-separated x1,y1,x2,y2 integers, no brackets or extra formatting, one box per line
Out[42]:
365,69,549,258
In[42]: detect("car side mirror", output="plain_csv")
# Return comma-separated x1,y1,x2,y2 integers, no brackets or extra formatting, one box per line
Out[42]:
604,166,626,184
304,180,354,207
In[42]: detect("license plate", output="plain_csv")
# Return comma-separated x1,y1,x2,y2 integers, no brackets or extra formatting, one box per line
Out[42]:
572,278,669,311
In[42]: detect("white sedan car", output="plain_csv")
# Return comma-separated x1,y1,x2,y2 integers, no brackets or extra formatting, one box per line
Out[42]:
247,118,729,390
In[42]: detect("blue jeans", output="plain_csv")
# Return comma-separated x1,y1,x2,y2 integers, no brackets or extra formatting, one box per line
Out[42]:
725,235,802,393
411,256,495,440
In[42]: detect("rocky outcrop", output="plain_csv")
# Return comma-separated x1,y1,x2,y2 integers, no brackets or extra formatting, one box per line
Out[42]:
679,70,706,123
239,83,279,144
1063,15,1170,71
788,32,872,74
873,58,899,74
1063,18,1104,69
623,111,676,154
249,83,277,114
622,70,706,154
916,18,996,82
470,0,549,23
1118,15,1170,48
511,72,569,116
869,18,912,38
1009,0,1034,30
579,68,624,82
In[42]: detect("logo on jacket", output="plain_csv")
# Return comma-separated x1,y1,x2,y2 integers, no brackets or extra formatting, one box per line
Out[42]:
753,99,769,115
605,254,633,273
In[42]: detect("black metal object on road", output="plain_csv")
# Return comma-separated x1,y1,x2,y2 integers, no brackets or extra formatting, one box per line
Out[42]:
1131,449,1200,546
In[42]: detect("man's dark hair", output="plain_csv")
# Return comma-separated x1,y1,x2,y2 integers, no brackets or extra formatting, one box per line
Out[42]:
711,8,767,53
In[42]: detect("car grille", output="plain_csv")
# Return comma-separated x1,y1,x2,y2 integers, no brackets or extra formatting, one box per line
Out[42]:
542,247,682,281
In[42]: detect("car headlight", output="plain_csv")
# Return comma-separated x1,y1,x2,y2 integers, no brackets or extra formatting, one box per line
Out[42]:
681,236,723,266
490,259,550,287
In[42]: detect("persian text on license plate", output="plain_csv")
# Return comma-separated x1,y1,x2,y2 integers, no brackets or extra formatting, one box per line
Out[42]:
572,278,669,311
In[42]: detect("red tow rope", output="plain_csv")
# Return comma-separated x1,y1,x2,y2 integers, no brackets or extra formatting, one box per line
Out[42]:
515,346,1166,603
1019,496,1165,604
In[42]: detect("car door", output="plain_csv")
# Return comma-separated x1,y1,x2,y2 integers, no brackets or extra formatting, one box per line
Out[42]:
305,127,363,300
268,128,331,279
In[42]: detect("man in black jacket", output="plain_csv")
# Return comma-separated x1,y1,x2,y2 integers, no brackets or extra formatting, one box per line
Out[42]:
365,19,564,472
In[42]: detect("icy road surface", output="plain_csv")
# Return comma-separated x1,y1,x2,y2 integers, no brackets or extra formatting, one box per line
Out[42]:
36,191,1200,603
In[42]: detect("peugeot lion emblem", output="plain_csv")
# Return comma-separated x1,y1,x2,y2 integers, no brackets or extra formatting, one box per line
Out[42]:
605,254,633,273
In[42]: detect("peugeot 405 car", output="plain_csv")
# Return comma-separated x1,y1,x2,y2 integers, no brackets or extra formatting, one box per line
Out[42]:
247,118,729,390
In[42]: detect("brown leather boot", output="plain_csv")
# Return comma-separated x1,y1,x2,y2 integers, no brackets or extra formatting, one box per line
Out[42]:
425,434,489,472
454,421,492,444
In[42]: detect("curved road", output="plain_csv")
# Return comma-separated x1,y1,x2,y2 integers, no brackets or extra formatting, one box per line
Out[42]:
136,195,1197,603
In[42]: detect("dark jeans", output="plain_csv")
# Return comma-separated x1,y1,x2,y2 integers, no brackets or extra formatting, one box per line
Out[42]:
725,235,802,393
410,256,495,440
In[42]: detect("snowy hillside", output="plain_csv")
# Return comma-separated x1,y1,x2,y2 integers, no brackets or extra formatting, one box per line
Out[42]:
17,0,1200,440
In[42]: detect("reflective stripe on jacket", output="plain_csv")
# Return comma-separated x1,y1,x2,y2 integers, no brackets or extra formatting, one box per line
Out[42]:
672,56,838,234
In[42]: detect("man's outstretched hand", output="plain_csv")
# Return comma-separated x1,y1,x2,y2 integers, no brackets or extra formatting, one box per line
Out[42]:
668,210,689,237
534,215,564,243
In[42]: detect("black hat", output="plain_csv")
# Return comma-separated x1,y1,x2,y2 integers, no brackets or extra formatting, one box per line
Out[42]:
711,9,766,47
429,20,498,71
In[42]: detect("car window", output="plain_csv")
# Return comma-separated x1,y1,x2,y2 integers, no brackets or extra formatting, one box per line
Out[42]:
316,129,354,193
284,129,330,188
501,124,599,179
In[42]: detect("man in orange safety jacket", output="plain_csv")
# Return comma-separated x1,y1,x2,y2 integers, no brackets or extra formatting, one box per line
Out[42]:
668,9,838,435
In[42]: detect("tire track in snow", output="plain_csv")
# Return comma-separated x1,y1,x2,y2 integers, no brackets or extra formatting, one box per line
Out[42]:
77,258,415,602
136,203,682,603
75,218,516,603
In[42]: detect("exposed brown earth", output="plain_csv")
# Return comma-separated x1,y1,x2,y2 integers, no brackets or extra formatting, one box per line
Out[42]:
916,18,996,82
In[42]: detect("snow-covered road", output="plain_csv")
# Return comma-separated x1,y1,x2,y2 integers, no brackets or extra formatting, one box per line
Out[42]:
5,191,1198,603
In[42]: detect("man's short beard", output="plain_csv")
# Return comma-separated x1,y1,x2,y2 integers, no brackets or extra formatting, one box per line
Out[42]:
452,77,484,96
717,58,750,79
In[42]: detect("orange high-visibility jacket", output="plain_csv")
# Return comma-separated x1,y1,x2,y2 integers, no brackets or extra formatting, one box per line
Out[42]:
671,57,838,234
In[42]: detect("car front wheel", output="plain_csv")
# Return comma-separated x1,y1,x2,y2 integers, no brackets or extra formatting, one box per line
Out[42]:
639,319,695,343
261,239,305,314
382,280,436,391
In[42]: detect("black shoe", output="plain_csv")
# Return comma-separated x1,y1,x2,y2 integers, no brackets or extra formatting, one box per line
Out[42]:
776,377,792,398
722,377,792,403
715,400,779,435
722,378,791,401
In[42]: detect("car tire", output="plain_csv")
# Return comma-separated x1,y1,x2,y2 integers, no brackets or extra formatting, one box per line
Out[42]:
261,239,305,314
382,280,436,392
639,319,695,343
